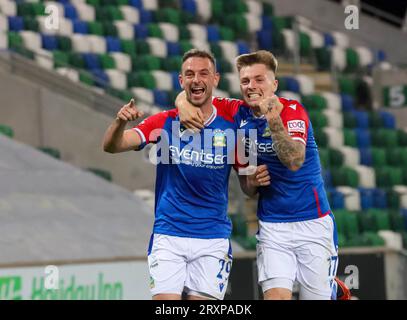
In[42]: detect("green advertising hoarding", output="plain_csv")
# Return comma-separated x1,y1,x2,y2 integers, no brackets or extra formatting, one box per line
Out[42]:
0,261,150,300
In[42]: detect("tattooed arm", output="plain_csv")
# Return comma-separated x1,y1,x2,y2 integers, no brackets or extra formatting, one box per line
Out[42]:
268,116,306,171
260,96,306,171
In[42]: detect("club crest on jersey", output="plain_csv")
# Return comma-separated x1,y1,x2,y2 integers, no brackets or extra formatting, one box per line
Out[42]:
213,129,226,147
262,126,271,137
287,120,306,134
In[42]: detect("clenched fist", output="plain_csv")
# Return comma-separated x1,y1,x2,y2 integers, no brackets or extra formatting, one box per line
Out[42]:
116,98,144,122
258,95,284,120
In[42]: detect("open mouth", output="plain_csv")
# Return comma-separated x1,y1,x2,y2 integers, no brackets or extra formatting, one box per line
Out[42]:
247,92,262,100
191,86,205,98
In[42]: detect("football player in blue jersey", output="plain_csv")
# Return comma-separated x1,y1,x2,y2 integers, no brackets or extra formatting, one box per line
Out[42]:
176,50,350,300
102,49,270,300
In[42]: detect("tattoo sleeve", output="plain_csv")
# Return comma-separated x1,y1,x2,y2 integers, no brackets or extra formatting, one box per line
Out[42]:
268,116,306,170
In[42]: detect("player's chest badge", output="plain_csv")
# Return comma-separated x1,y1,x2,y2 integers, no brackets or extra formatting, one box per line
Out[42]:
262,126,271,138
213,129,226,147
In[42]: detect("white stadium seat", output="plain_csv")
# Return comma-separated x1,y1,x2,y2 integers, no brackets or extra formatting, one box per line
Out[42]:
336,186,361,211
281,29,296,53
331,46,346,71
71,34,91,53
187,24,207,42
308,30,324,48
106,70,127,90
393,186,407,209
245,13,262,33
0,13,8,32
324,109,343,128
320,92,341,111
296,16,313,28
131,87,154,105
114,21,134,40
151,71,173,91
57,18,74,37
378,231,402,250
110,52,132,73
225,72,241,94
324,127,344,147
87,35,107,54
246,0,262,16
331,31,349,48
35,49,54,70
73,2,95,22
159,23,179,42
142,0,158,10
0,0,17,16
56,67,80,83
218,41,238,63
146,38,168,58
293,74,314,95
120,5,140,24
339,146,360,167
279,91,301,102
213,88,229,98
354,165,376,188
355,46,374,67
20,31,42,52
196,0,211,22
190,39,211,53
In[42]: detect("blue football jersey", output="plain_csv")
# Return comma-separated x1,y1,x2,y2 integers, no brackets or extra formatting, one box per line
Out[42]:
133,99,240,238
222,97,332,222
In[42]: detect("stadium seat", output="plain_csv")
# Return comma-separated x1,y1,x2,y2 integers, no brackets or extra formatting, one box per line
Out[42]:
331,166,359,187
37,147,61,159
86,168,112,181
375,167,403,188
230,213,248,238
336,186,361,211
329,189,345,209
0,124,14,138
358,187,374,210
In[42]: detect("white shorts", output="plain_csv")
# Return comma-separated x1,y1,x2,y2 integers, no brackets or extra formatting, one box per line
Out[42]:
257,214,338,300
147,234,232,300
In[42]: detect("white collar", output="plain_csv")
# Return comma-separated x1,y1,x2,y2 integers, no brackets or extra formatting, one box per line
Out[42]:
204,105,217,126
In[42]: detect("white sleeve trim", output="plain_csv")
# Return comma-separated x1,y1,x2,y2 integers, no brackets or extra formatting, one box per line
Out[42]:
292,137,306,145
132,127,146,144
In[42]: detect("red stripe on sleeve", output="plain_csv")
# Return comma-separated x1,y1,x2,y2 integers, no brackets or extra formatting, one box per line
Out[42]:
132,109,177,144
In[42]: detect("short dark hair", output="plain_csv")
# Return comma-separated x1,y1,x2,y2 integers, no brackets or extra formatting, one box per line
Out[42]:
236,50,278,74
182,49,217,71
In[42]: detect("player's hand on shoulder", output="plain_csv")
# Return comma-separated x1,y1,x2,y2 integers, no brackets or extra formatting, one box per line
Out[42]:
248,164,271,188
175,90,204,132
117,98,144,122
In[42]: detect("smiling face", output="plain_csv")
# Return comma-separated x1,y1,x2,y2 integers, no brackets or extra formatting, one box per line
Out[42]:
239,63,278,109
179,57,220,108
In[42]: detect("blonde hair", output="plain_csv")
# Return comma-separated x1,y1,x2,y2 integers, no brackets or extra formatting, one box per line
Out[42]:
236,50,278,74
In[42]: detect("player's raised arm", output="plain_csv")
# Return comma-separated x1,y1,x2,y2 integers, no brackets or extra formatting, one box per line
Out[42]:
175,90,205,131
102,99,144,153
259,95,306,171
